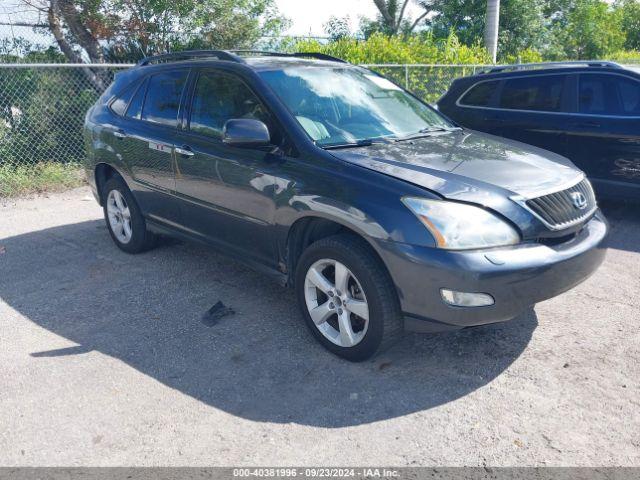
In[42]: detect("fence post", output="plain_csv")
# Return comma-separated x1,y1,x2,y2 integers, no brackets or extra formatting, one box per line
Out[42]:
405,65,409,89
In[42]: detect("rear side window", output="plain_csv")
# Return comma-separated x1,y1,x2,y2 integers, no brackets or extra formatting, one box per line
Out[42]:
579,74,640,116
189,70,271,139
126,78,148,120
499,75,566,112
141,70,188,126
459,80,499,107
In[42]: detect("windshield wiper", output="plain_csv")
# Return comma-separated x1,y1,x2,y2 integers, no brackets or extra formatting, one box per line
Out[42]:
394,126,462,142
321,138,391,150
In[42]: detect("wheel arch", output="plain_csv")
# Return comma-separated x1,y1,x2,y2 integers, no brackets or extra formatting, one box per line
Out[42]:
94,163,126,205
284,214,392,288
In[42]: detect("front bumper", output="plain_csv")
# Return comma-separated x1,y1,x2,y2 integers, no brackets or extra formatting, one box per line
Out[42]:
376,212,608,332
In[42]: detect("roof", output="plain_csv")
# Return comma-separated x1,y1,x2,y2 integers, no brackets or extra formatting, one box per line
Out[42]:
135,50,350,71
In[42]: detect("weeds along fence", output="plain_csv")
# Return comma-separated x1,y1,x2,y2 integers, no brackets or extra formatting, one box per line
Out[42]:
0,63,475,196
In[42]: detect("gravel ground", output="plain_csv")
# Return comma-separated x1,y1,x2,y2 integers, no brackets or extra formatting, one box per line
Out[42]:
0,187,638,467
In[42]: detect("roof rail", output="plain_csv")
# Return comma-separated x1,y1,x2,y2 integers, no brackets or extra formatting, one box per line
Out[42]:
480,60,623,74
230,50,347,63
137,50,244,66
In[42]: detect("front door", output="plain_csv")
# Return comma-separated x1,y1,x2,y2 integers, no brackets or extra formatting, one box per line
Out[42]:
173,68,294,268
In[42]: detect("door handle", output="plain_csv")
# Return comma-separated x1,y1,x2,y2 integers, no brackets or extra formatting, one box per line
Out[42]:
175,145,195,157
113,129,127,139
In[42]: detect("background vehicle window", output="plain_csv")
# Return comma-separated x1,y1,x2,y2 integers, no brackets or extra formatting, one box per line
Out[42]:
579,74,640,116
126,78,148,120
189,71,271,139
499,75,566,112
141,71,188,126
111,82,137,116
459,80,498,107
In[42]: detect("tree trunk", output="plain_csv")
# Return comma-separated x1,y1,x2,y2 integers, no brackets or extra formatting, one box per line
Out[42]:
484,0,500,63
47,1,107,93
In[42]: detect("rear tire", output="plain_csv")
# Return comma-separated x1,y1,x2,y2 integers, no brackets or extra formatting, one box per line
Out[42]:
295,234,403,361
102,176,157,254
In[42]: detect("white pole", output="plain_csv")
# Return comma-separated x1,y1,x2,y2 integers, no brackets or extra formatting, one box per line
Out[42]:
484,0,500,63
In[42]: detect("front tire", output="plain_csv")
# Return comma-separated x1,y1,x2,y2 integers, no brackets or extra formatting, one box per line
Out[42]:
102,176,157,254
295,234,403,361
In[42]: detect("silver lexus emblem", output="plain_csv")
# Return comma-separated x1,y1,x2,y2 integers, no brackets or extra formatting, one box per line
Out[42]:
571,192,588,210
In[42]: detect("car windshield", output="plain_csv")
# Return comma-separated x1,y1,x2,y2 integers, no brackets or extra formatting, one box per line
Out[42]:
259,66,454,147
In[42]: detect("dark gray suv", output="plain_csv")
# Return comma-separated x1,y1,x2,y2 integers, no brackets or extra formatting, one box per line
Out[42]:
84,50,607,361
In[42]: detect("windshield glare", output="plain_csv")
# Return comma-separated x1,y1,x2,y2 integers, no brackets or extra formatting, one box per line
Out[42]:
259,66,452,146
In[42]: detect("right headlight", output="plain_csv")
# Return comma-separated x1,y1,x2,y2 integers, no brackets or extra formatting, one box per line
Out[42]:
402,197,520,250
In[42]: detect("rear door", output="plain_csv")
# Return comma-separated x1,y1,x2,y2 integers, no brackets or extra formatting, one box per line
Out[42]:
565,72,640,199
491,74,572,157
116,69,189,222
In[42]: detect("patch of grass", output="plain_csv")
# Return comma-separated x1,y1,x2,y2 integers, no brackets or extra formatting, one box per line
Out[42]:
0,162,85,197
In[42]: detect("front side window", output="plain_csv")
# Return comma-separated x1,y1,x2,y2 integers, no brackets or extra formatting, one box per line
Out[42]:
499,75,566,112
189,70,270,139
459,80,499,107
579,74,640,116
141,70,188,126
259,67,452,146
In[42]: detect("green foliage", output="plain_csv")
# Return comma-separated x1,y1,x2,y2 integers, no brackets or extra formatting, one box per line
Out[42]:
550,0,626,59
295,32,490,65
0,68,102,167
0,162,84,197
616,0,640,50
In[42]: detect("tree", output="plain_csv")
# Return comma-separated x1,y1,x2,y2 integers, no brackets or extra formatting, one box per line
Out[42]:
324,16,352,41
423,0,547,59
616,0,640,50
550,0,625,59
19,0,289,67
363,0,429,36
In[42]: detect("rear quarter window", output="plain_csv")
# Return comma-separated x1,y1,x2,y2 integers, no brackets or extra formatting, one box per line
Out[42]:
459,80,499,107
110,82,138,116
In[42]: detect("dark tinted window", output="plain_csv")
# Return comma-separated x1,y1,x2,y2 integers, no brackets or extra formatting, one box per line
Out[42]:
190,70,270,138
110,82,137,116
126,78,148,120
459,80,498,107
141,70,188,126
499,75,566,112
579,74,640,116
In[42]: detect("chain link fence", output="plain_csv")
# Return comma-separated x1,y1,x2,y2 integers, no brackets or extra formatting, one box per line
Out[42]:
0,62,473,196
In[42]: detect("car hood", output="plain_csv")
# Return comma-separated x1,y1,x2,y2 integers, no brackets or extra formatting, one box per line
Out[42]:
328,130,582,204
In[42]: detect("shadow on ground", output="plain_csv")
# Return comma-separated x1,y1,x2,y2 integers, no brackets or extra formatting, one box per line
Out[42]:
598,200,640,254
2,219,539,428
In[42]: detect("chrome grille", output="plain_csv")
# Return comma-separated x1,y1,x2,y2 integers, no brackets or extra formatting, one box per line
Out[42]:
525,178,597,230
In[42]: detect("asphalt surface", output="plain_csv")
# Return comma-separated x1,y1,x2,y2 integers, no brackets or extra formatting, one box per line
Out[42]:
0,187,638,466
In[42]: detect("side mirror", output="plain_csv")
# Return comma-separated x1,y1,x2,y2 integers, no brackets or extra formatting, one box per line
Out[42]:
222,119,271,148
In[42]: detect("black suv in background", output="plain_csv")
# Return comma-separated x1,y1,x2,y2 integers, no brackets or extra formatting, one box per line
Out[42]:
438,61,640,201
84,51,607,361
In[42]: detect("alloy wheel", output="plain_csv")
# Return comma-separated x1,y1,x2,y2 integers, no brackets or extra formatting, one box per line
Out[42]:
304,258,370,347
106,189,132,244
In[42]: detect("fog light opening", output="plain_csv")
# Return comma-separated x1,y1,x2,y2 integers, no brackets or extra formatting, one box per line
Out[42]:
441,289,494,307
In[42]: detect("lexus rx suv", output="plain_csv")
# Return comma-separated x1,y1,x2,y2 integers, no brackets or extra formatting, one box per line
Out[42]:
438,61,640,201
84,51,607,361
